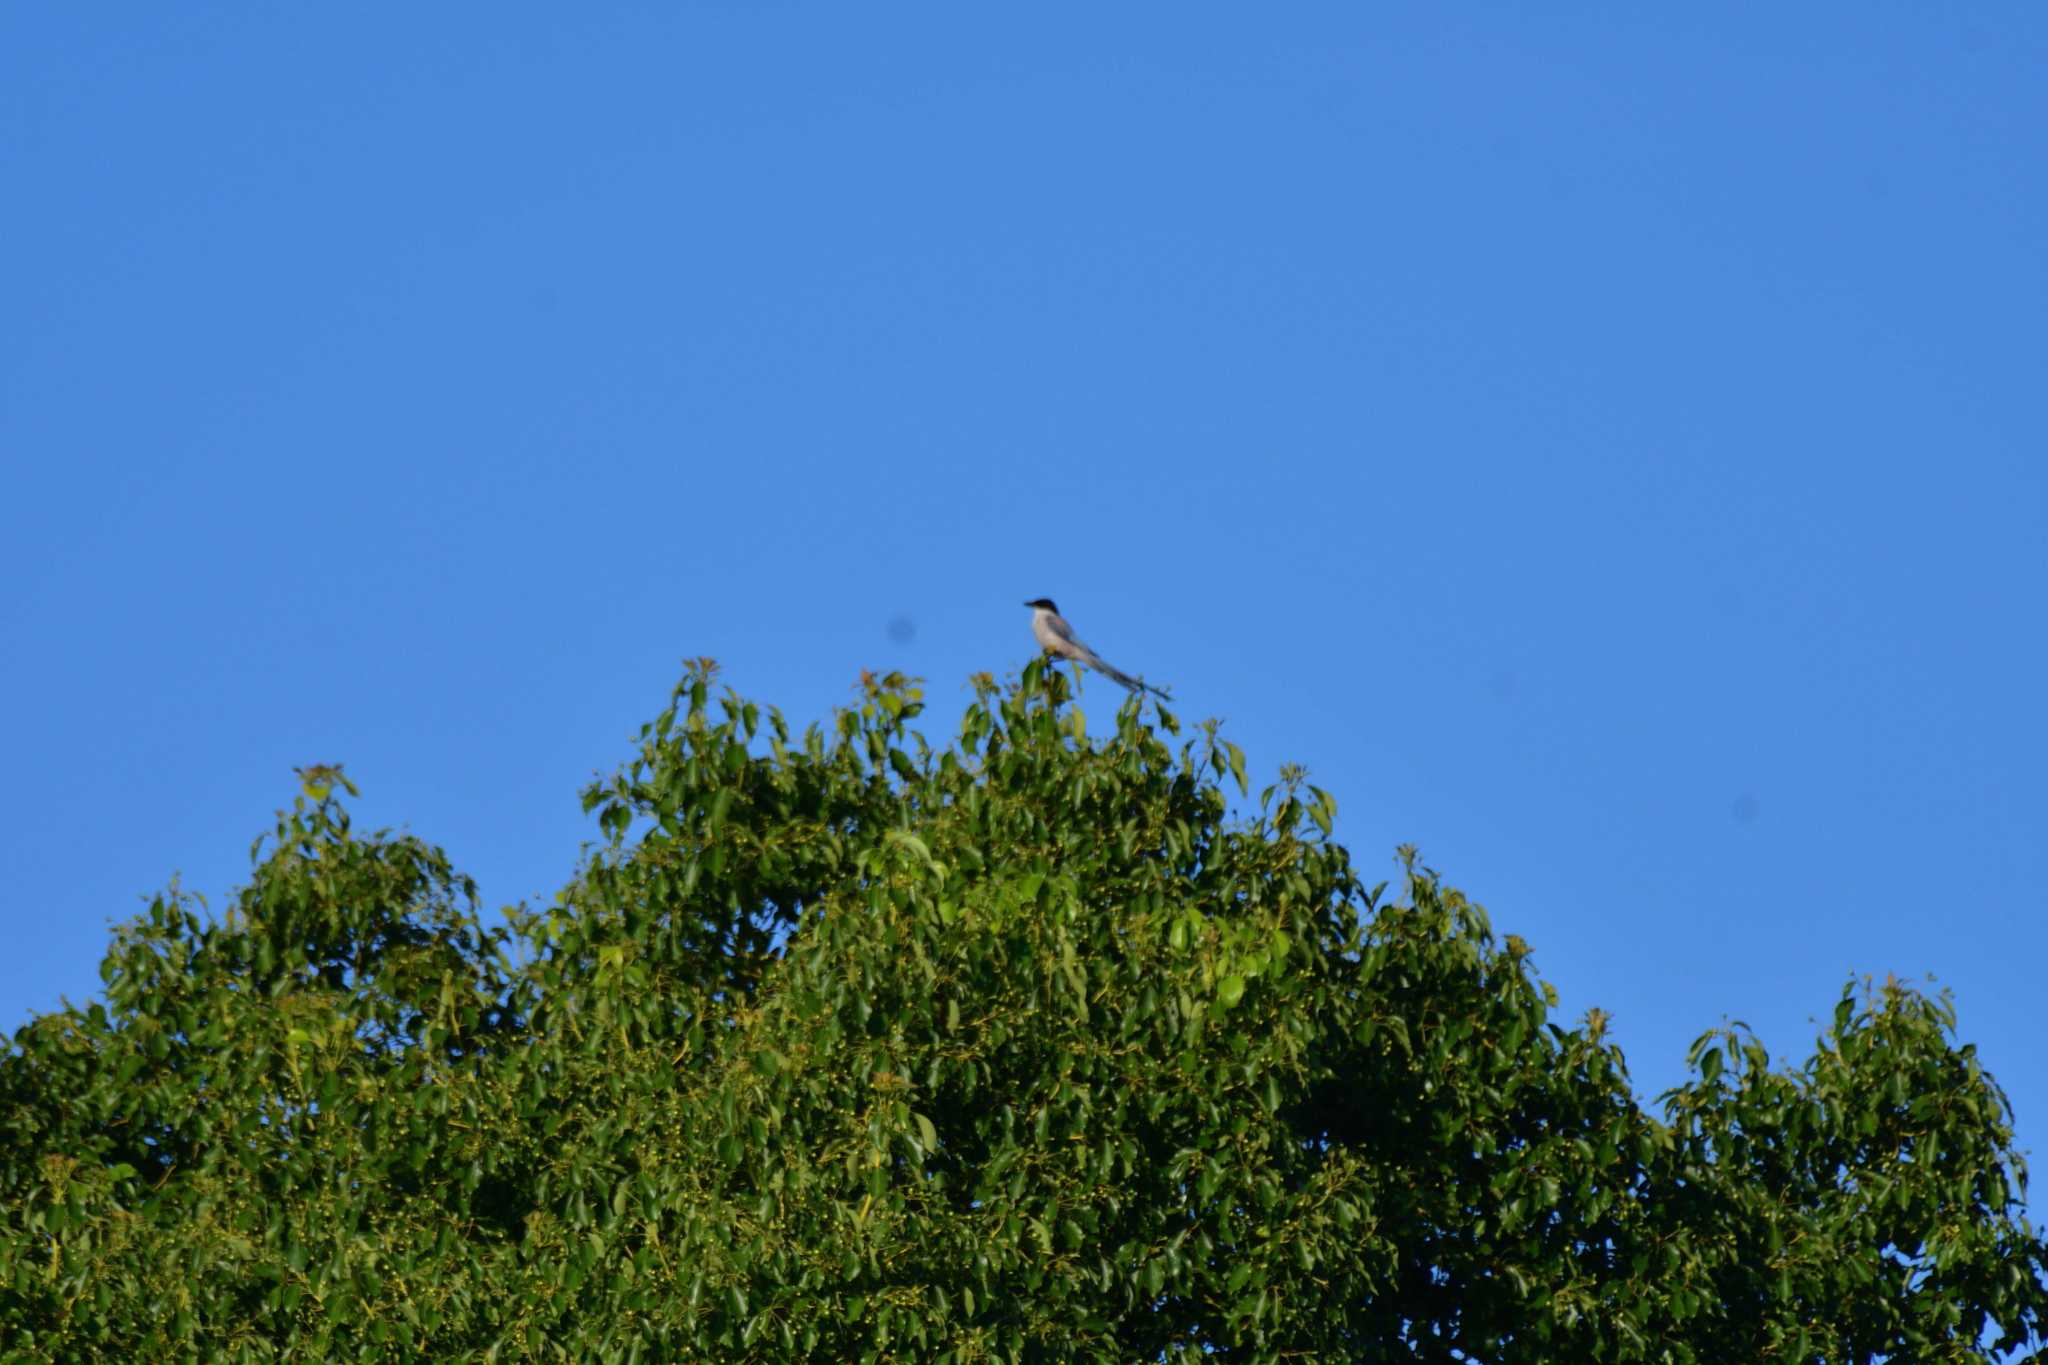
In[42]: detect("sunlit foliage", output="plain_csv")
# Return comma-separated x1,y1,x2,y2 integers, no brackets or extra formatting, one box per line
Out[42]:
4,661,2042,1361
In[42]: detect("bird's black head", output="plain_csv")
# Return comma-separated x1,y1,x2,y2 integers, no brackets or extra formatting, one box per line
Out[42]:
1023,598,1059,612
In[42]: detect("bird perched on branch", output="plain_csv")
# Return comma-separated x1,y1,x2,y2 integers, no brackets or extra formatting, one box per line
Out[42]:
1024,598,1170,699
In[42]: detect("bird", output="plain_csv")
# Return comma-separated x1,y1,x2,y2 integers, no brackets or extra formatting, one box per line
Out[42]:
1024,598,1170,699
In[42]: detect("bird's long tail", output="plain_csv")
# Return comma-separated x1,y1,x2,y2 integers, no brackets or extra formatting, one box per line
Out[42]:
1081,650,1171,700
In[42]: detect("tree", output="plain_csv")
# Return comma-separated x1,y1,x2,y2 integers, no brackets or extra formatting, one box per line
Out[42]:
3,661,2043,1362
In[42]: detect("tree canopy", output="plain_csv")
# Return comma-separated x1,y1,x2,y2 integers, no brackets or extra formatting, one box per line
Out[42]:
4,661,2044,1362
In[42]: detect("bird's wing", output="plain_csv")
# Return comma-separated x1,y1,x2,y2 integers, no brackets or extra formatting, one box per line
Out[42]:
1042,612,1170,698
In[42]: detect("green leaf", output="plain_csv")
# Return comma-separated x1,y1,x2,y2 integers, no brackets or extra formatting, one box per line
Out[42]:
15,659,2035,1364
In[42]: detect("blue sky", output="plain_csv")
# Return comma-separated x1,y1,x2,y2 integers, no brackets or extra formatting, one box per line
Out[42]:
4,6,2043,1180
